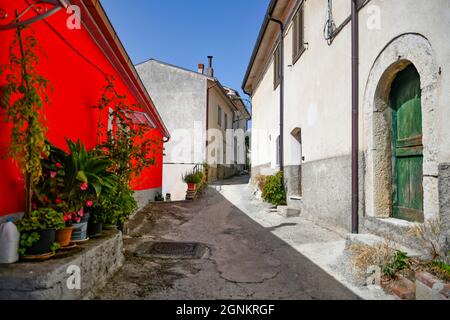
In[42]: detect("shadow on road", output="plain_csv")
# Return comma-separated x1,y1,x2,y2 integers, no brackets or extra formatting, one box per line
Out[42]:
98,177,360,300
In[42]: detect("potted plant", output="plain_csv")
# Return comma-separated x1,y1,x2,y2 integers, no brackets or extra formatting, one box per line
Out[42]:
155,192,164,202
183,171,202,191
87,200,104,237
34,139,118,241
56,213,74,247
15,208,64,256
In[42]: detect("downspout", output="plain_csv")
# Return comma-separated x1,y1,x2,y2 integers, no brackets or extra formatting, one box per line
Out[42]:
351,0,359,234
268,16,284,172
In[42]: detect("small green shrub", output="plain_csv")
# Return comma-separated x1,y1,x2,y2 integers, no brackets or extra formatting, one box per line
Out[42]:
431,260,450,281
262,172,286,206
183,171,202,184
382,250,410,278
15,208,65,256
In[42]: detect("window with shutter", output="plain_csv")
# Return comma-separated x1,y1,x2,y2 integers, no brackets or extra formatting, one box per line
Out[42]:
292,5,305,64
273,45,281,89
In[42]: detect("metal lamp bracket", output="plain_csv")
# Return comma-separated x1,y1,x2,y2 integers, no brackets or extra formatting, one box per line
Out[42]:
0,0,69,31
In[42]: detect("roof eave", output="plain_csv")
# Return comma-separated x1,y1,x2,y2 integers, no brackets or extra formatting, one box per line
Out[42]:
241,0,279,96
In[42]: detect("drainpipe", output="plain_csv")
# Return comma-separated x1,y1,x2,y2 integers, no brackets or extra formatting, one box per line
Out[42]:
351,0,359,234
268,16,284,172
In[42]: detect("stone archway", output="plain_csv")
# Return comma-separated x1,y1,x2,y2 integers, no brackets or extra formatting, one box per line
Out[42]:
363,33,440,222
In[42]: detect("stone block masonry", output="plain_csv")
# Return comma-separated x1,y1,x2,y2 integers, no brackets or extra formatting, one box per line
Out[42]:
0,230,124,300
439,163,450,254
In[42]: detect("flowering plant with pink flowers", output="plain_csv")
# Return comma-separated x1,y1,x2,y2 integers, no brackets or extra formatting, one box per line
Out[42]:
34,139,116,225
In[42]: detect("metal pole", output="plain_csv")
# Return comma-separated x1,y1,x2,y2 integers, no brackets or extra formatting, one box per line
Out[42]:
268,16,284,172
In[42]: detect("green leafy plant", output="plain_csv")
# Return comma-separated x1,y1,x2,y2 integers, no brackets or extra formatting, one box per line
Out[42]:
183,171,202,184
430,260,450,281
50,242,60,252
383,250,411,278
34,139,117,225
17,233,40,256
90,178,137,225
15,208,65,255
0,26,50,216
93,76,160,182
91,76,159,223
15,208,65,232
262,172,287,206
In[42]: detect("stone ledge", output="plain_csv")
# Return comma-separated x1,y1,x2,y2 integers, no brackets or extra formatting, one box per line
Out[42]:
345,233,422,258
0,230,124,300
362,217,428,255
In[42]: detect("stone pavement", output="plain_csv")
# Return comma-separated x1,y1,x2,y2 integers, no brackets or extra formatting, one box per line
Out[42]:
96,176,361,300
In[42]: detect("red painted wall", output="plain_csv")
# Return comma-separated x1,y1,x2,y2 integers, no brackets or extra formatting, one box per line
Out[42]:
0,1,163,216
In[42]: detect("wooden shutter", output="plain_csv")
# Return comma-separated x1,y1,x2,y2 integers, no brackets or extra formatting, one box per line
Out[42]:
274,45,281,89
293,5,305,64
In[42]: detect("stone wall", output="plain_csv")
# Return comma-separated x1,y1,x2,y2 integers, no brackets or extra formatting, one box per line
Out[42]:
439,163,450,253
0,230,124,300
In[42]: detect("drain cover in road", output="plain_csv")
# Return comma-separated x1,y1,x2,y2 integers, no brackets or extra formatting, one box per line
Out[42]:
136,242,207,259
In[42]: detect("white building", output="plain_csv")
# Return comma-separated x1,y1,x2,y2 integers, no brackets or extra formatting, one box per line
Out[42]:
243,0,450,252
137,58,251,201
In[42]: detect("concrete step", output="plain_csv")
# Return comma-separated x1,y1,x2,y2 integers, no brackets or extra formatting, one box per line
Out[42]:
345,233,423,258
277,206,301,218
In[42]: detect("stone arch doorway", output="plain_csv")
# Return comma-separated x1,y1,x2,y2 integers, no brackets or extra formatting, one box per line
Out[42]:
363,34,439,223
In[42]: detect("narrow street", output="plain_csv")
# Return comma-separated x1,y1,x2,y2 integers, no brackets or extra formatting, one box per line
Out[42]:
97,176,359,300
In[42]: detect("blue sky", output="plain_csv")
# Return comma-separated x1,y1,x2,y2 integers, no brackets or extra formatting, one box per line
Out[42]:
102,0,269,98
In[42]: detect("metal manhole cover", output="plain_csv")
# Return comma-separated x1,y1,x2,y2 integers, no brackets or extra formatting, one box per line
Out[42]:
136,242,208,259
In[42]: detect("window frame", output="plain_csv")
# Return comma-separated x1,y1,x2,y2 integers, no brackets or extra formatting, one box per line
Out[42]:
218,105,222,127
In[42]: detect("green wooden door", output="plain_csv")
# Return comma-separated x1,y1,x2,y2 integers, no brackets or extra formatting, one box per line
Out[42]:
390,65,424,222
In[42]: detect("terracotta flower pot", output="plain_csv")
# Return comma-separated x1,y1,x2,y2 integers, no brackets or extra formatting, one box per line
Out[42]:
56,226,74,247
187,183,197,191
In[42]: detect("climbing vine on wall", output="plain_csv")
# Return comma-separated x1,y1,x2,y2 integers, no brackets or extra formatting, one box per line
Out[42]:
93,75,161,183
0,26,50,216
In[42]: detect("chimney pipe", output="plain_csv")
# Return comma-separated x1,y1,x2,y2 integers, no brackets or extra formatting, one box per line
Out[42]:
198,63,205,74
207,56,214,77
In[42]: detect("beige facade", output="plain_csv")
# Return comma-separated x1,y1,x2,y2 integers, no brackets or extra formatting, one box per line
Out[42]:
207,83,250,181
243,0,449,251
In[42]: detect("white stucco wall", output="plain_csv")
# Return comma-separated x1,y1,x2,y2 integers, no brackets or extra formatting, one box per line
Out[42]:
137,60,208,200
251,0,449,167
251,59,280,169
249,0,449,231
163,164,196,201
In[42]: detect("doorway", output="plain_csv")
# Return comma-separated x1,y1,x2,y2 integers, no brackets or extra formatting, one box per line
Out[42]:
390,64,424,222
